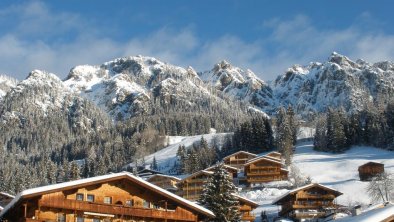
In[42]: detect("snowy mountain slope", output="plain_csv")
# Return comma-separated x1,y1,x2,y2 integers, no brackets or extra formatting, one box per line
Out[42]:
272,52,394,116
200,60,275,110
64,56,233,119
128,133,231,173
0,75,17,99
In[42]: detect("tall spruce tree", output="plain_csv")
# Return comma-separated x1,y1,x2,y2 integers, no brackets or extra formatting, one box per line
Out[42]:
276,107,293,166
199,163,241,222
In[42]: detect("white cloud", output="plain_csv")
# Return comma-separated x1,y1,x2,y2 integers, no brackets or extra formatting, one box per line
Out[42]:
0,1,393,82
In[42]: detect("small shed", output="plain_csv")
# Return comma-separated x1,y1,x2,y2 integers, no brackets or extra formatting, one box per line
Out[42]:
358,162,384,181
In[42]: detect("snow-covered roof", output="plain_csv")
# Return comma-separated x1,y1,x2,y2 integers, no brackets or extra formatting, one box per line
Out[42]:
222,150,257,160
272,183,343,205
233,194,259,208
0,192,14,199
181,170,213,181
245,155,283,165
0,172,214,218
147,174,181,182
335,203,394,222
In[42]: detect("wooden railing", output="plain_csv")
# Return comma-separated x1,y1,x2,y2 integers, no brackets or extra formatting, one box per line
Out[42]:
39,198,196,221
294,211,326,219
296,193,335,200
293,201,334,209
241,214,255,221
246,177,281,182
24,219,44,222
239,205,252,211
246,171,280,176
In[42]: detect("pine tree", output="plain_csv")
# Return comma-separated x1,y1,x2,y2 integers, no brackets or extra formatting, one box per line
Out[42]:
276,107,293,166
199,163,241,222
70,162,80,181
151,156,158,171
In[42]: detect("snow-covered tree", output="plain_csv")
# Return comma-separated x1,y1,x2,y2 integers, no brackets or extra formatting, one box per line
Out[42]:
199,163,240,222
367,172,394,203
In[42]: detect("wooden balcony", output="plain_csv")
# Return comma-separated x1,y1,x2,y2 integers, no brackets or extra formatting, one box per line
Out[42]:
296,193,336,200
239,205,252,211
293,202,335,209
294,212,326,219
38,198,196,221
24,219,44,222
241,214,256,221
246,171,280,176
246,177,281,182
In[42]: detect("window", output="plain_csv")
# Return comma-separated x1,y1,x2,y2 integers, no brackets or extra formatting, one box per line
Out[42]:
87,194,95,202
93,219,100,222
104,196,112,204
126,199,134,206
76,217,84,222
76,193,84,201
57,214,65,222
143,200,150,208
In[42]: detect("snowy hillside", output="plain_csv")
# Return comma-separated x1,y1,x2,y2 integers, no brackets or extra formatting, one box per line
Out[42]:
128,133,231,173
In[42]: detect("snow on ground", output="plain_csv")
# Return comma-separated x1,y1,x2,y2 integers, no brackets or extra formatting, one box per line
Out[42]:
128,133,231,173
241,141,394,221
293,142,394,206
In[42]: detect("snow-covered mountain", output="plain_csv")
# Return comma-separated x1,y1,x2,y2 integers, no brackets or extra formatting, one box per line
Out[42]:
1,52,394,120
199,60,275,111
272,52,394,116
64,55,247,120
0,75,17,99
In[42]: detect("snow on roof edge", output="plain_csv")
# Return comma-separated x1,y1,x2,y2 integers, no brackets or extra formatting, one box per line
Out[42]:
0,192,14,199
222,150,258,160
271,183,342,205
0,172,214,218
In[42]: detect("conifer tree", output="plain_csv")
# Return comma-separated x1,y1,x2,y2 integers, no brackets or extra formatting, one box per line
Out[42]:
199,163,241,222
70,162,80,181
151,156,159,171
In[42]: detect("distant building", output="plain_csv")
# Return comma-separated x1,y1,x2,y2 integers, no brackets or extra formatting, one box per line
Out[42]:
233,194,259,222
272,183,342,221
358,162,385,181
177,170,213,201
137,168,163,179
223,151,258,170
0,172,214,222
243,156,288,187
205,164,239,184
0,192,14,212
146,174,181,193
335,203,394,222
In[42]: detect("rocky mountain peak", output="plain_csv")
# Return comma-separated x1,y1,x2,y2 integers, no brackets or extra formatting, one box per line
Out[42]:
328,52,360,69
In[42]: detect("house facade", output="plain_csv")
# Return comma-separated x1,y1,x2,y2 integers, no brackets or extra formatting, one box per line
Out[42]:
272,183,342,221
146,174,181,193
177,171,213,201
358,162,385,181
233,195,259,222
0,172,214,222
244,156,288,187
223,151,257,170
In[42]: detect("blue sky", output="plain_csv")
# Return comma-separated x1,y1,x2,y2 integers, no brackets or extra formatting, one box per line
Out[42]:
0,0,394,80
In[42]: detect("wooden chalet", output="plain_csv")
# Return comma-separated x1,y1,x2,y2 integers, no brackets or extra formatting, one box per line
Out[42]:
243,156,288,187
223,151,258,170
264,151,282,161
0,172,214,222
272,183,342,221
137,169,163,179
146,174,181,193
233,194,259,222
358,162,385,181
177,171,213,201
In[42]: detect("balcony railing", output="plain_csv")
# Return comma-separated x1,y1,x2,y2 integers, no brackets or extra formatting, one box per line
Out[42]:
296,193,336,200
38,198,196,221
294,212,326,219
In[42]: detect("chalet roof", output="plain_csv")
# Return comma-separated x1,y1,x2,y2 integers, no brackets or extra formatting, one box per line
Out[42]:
0,192,14,199
181,170,213,181
335,203,394,222
358,162,384,169
272,183,343,205
147,174,181,182
233,194,259,208
245,155,283,166
137,168,163,175
222,150,257,160
0,172,214,218
205,164,238,172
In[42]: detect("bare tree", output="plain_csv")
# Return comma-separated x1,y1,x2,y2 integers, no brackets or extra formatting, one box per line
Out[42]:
367,172,394,203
